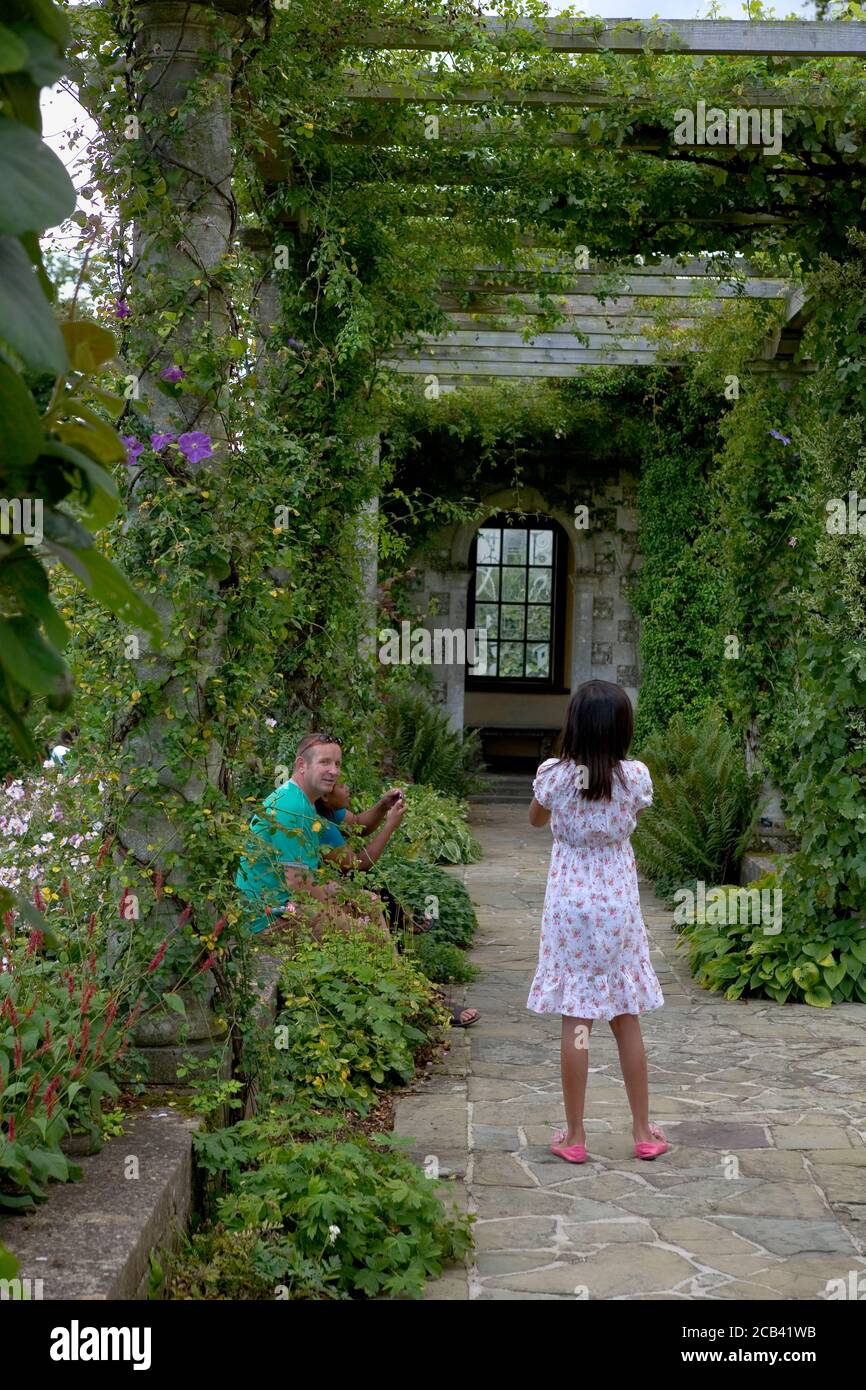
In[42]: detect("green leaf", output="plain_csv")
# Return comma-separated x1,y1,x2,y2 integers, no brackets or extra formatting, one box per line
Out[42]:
56,413,126,466
41,543,162,646
0,116,76,235
10,21,66,85
27,0,71,49
823,962,846,990
850,940,866,965
0,359,44,472
0,235,68,373
60,320,118,373
0,547,69,649
41,441,120,528
0,1242,19,1280
0,23,28,72
793,961,820,988
163,994,187,1017
86,1071,118,1097
804,985,833,1008
0,614,67,696
0,692,37,762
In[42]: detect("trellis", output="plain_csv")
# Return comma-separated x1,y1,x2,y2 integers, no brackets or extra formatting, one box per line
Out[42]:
248,14,866,384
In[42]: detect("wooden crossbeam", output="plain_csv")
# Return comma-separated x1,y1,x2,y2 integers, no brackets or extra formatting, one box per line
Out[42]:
443,256,759,276
384,354,675,374
352,18,866,57
328,123,781,153
401,331,682,352
439,275,788,298
343,75,837,110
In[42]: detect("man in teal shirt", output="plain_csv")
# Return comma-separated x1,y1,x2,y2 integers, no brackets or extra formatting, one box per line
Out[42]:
236,731,405,935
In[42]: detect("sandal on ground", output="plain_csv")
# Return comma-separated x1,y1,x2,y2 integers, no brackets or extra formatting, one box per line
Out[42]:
550,1128,588,1164
634,1122,670,1160
447,1002,480,1028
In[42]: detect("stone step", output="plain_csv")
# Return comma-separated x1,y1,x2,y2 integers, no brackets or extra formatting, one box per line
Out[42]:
470,775,535,804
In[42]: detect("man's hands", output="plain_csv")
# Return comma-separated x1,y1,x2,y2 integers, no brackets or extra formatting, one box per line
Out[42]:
384,790,406,827
379,787,405,812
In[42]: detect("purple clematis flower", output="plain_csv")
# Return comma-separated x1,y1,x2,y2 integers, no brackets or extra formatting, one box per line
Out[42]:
177,431,213,463
161,365,186,383
114,298,131,320
150,432,176,452
122,435,144,464
769,429,791,445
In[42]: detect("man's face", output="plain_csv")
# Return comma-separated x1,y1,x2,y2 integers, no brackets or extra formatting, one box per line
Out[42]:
296,742,342,800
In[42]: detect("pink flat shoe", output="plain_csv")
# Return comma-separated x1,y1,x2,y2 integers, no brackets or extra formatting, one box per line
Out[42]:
550,1129,588,1164
634,1122,669,1160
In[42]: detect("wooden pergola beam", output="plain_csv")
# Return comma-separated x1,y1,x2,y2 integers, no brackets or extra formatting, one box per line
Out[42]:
439,275,789,298
342,75,836,110
351,18,866,57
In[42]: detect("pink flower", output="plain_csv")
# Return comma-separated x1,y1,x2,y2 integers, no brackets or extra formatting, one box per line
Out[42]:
160,365,186,383
151,432,176,452
114,298,131,320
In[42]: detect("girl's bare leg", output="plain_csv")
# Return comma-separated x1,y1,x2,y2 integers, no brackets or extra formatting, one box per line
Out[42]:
560,1016,593,1146
609,1013,652,1143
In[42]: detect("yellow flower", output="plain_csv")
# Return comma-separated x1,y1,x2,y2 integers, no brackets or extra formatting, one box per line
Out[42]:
312,820,321,832
131,690,141,703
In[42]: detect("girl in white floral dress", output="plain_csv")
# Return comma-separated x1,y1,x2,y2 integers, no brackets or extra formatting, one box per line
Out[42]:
527,680,668,1164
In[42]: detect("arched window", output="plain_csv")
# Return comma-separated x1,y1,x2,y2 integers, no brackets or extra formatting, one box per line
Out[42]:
466,513,567,690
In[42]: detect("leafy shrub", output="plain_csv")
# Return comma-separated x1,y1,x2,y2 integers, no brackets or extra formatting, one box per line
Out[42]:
371,856,477,949
0,931,128,1208
273,929,448,1114
399,783,482,865
633,708,759,897
176,1108,472,1300
678,876,866,1006
411,936,478,986
383,691,484,798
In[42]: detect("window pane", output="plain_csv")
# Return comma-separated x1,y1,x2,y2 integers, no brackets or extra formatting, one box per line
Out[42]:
526,643,550,677
475,565,499,601
499,642,524,677
530,529,553,565
475,603,499,637
500,605,525,640
502,528,528,565
526,605,550,640
485,641,498,676
477,528,500,564
527,567,551,602
501,567,526,602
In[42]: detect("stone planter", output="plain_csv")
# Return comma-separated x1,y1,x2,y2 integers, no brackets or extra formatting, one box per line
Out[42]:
129,972,231,1086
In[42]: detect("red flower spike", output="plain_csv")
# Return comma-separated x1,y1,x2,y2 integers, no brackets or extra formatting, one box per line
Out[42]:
96,835,113,867
147,940,168,974
33,887,46,913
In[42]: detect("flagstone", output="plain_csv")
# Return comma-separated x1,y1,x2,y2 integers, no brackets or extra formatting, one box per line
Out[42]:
772,1125,853,1149
394,803,866,1300
472,1217,559,1251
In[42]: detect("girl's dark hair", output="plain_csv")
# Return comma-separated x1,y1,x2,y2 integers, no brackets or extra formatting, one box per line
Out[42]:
314,798,336,821
557,680,634,801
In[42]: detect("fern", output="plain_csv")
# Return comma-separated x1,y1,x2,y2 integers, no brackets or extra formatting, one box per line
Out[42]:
384,691,484,797
633,709,760,893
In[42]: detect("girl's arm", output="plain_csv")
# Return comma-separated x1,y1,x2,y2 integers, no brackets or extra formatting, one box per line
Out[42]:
528,796,551,828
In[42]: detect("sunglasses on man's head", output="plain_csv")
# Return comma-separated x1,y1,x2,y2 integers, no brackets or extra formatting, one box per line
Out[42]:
309,733,342,748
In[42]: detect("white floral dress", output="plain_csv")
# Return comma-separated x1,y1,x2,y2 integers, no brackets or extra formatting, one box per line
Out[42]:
526,757,664,1022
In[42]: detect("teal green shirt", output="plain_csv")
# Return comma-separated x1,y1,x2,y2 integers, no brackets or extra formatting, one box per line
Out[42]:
235,779,337,934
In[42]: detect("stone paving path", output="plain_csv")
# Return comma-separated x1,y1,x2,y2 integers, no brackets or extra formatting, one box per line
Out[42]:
395,803,866,1300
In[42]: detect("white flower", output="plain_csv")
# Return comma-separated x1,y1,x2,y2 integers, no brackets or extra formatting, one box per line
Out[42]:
7,783,25,802
328,1224,340,1244
265,717,277,729
41,832,55,844
92,820,103,832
